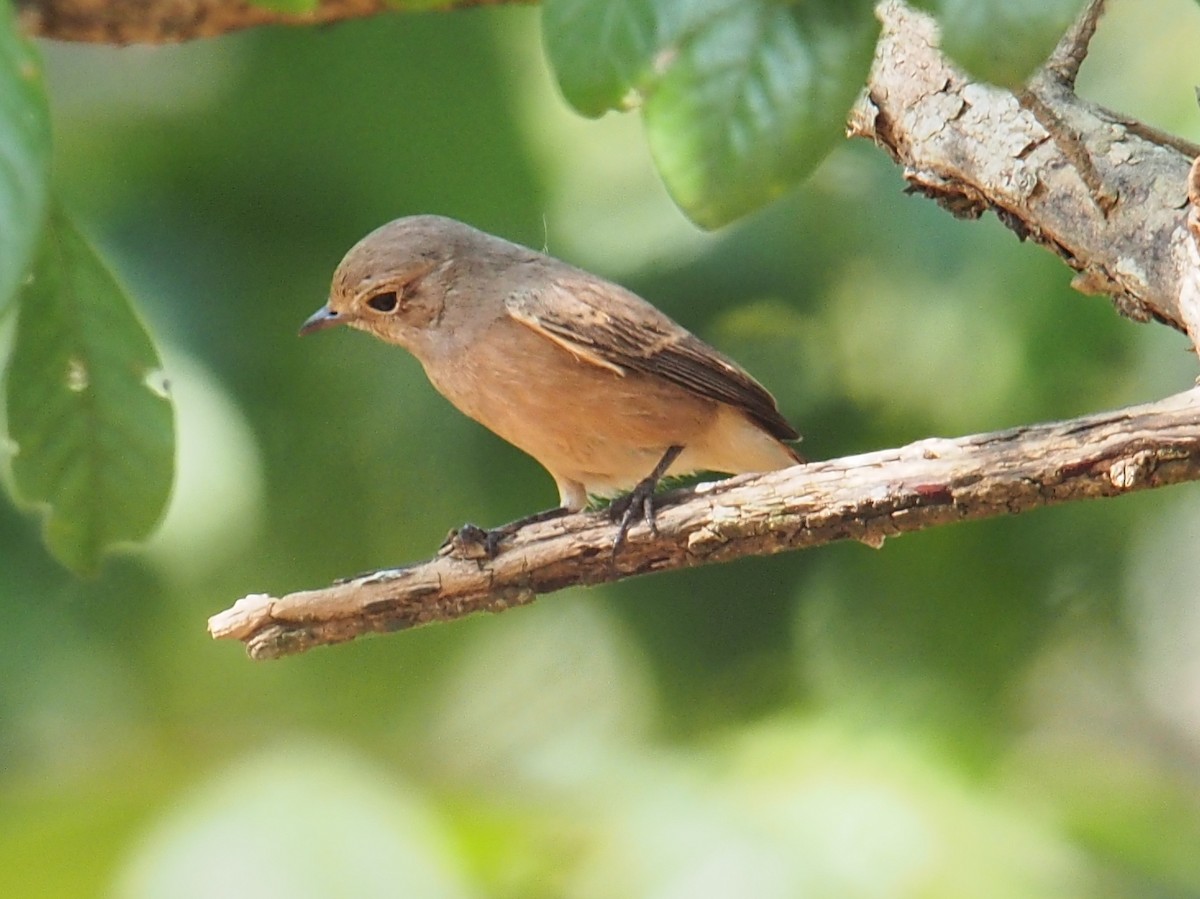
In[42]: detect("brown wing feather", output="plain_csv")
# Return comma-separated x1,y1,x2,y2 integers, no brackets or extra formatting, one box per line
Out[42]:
505,278,800,442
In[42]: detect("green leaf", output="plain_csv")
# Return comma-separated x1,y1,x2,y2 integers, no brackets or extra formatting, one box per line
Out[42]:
543,0,877,226
5,211,175,575
919,0,1088,86
643,1,878,228
0,2,52,314
542,0,660,116
543,0,752,116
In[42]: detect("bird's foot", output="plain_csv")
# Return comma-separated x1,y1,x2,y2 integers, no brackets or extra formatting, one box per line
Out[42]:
607,445,684,554
607,485,656,551
441,506,570,561
441,523,497,560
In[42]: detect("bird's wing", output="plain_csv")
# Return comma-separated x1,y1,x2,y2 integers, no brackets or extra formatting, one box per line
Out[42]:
504,277,800,442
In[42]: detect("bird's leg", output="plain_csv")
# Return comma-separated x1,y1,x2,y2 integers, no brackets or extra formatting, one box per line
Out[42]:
609,444,684,551
443,506,570,560
446,444,683,560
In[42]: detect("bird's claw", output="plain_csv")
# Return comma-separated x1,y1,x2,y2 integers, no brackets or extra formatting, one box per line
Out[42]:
607,445,683,555
441,522,500,560
609,477,660,553
441,506,571,561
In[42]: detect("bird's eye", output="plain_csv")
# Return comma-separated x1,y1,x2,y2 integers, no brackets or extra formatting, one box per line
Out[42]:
366,291,399,313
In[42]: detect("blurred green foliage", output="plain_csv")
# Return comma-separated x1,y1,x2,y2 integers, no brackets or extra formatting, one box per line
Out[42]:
1,1,1200,897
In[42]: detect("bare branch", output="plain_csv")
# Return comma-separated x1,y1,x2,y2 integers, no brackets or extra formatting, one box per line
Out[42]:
1014,88,1117,216
17,0,522,44
1043,0,1107,88
850,0,1198,333
210,388,1200,659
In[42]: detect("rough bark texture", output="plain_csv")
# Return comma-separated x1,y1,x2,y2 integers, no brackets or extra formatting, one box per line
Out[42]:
849,1,1198,335
17,0,515,44
1179,157,1200,349
209,389,1200,659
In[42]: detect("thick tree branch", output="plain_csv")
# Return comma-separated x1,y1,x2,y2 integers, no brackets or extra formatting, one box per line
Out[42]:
210,388,1200,659
18,0,517,44
849,1,1199,334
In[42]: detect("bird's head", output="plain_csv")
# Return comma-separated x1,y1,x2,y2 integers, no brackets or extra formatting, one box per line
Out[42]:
300,215,473,351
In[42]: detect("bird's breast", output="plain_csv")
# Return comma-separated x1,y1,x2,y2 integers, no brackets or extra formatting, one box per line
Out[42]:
416,317,720,488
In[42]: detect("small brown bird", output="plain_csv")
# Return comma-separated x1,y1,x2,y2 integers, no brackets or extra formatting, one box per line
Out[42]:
301,215,801,548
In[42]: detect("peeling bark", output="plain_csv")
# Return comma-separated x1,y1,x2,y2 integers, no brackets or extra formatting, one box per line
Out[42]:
848,1,1199,333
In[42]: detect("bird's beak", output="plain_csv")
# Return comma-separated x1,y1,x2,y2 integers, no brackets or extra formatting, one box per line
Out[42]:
299,303,342,336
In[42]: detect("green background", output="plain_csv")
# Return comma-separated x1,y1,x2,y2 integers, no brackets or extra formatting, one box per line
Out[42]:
3,1,1200,896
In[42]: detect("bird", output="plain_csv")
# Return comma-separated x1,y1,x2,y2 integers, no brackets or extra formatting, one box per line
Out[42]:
300,215,802,553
